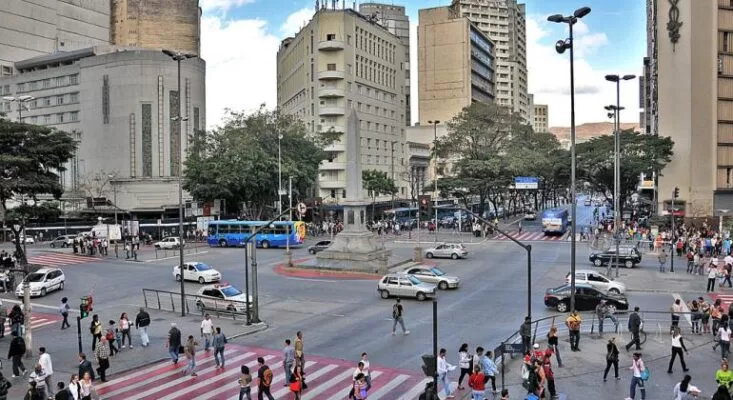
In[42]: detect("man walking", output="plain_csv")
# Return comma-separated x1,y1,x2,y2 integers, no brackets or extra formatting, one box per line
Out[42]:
93,337,110,382
38,347,53,398
28,363,48,399
294,331,305,370
566,311,582,351
183,335,198,377
200,314,214,351
58,298,70,330
212,327,227,368
135,307,151,347
392,299,410,336
625,307,643,351
282,339,295,385
167,323,181,365
89,315,102,351
520,316,532,354
256,357,275,400
658,248,668,272
596,300,618,336
8,331,27,377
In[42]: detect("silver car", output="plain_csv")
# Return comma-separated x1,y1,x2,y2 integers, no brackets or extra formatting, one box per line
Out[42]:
404,266,460,290
425,243,468,259
377,273,437,301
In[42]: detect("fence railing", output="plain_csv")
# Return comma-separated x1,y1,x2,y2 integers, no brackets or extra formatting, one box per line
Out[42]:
153,241,205,259
142,288,250,320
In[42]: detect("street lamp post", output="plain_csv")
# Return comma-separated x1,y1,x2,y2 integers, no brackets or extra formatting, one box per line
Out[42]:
428,120,440,242
163,49,196,317
278,134,284,216
548,6,591,313
2,95,35,122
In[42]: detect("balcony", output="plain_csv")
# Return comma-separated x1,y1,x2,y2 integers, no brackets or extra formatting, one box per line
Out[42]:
318,70,345,80
318,87,346,98
319,106,345,116
319,162,346,170
318,40,345,51
318,179,346,189
324,143,346,152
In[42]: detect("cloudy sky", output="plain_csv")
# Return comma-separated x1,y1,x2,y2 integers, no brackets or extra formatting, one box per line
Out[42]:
199,0,647,129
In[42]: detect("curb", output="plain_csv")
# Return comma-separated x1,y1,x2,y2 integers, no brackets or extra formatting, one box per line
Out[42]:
274,264,382,280
229,322,270,339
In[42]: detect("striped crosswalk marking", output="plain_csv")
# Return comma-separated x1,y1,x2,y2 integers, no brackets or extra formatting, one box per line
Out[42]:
709,293,733,309
97,344,430,399
492,231,568,241
0,313,61,334
27,253,97,267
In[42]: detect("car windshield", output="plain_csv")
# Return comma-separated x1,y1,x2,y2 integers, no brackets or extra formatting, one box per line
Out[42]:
221,286,242,297
408,276,423,285
24,273,45,283
195,263,211,271
430,267,446,276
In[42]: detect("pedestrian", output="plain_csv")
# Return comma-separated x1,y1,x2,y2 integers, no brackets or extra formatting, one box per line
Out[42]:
8,331,27,377
282,339,294,385
88,315,101,352
500,389,510,400
256,356,275,400
659,249,668,272
718,316,732,360
9,304,23,337
717,361,733,392
118,313,132,349
105,321,118,356
671,299,683,333
391,299,410,335
352,373,367,400
359,352,371,391
673,374,700,400
28,363,47,399
625,307,643,351
689,299,702,334
467,364,484,400
200,314,213,351
712,385,731,400
566,310,582,351
238,365,252,400
38,347,53,398
213,327,227,368
526,359,545,399
0,304,6,339
477,348,498,395
134,307,151,347
437,348,456,399
628,352,647,400
542,354,556,399
703,299,712,335
546,325,563,367
54,382,69,400
79,372,96,400
0,372,11,400
603,337,620,382
709,261,719,292
520,316,532,354
294,331,304,370
167,323,181,365
457,344,472,390
93,338,110,382
77,354,94,382
183,335,198,377
59,298,70,330
23,381,41,400
66,375,80,400
290,364,303,400
668,327,690,373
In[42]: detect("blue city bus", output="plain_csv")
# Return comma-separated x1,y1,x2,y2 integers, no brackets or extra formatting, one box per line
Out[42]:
207,220,306,248
541,208,569,235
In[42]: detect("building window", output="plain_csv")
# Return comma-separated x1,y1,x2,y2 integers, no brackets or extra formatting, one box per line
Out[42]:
327,63,336,71
69,111,78,121
1,66,12,76
129,113,136,177
43,115,51,124
43,97,51,107
56,113,64,123
70,93,79,103
142,103,153,177
69,74,79,85
42,79,50,89
193,107,200,131
56,95,64,105
327,34,336,41
169,90,181,176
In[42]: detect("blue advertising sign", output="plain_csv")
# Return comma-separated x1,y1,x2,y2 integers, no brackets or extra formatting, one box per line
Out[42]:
514,177,539,189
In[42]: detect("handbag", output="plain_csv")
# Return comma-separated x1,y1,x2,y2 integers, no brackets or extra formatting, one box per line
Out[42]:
640,366,650,381
289,381,301,392
178,345,185,354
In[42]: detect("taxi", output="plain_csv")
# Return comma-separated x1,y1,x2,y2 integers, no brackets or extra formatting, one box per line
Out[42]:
195,283,251,312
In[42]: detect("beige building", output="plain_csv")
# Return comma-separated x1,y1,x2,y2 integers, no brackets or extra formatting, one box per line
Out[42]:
532,103,548,133
417,6,495,125
654,0,733,217
276,8,408,203
451,0,529,121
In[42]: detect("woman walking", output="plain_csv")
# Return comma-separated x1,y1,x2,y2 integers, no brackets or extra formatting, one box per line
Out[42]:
119,313,132,349
718,315,732,360
80,372,96,400
629,352,646,400
547,325,562,367
457,343,472,390
668,327,689,373
238,365,252,400
353,373,368,400
290,363,304,400
673,374,700,400
603,337,620,382
467,365,485,400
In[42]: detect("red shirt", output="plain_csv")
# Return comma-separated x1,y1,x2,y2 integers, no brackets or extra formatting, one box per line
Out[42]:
468,372,485,391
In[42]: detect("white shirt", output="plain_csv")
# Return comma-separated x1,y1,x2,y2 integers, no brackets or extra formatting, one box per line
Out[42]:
672,303,683,315
352,367,365,380
39,352,53,375
631,358,645,377
671,335,684,348
674,382,700,400
200,319,213,334
437,356,455,375
458,351,471,369
360,359,370,376
710,266,719,279
68,381,80,400
720,326,731,341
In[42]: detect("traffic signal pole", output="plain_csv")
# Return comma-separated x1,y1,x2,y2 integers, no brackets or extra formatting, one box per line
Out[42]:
76,316,82,354
671,187,678,273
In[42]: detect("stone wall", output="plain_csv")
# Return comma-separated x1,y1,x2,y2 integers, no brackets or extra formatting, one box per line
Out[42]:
110,0,200,55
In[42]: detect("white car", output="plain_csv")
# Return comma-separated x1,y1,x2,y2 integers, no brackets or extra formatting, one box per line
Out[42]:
16,267,65,297
12,236,34,245
565,269,626,294
173,262,221,284
425,243,468,259
154,236,184,249
195,284,252,312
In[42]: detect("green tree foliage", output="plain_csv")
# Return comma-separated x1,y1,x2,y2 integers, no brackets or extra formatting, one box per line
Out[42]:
576,129,674,208
183,107,336,219
362,169,397,217
0,118,76,264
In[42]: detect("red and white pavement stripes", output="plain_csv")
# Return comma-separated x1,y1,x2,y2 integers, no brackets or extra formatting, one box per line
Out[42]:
493,231,568,241
96,344,428,400
709,293,733,309
2,314,59,333
27,253,96,267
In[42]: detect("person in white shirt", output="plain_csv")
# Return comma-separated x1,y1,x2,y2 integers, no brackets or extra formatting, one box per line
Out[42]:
360,352,371,391
437,348,457,399
200,314,214,351
628,352,646,400
718,316,732,360
38,347,54,398
708,262,719,293
673,374,700,400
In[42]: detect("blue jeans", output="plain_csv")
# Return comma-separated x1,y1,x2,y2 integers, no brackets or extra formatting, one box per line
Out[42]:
550,344,563,367
239,387,251,400
203,333,212,350
630,376,645,399
184,355,196,375
440,373,452,396
472,392,483,400
284,362,293,384
169,347,179,363
215,347,225,367
598,315,619,333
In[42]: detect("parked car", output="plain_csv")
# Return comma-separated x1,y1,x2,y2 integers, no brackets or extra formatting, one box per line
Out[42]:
173,262,221,284
589,245,642,268
154,236,184,249
12,236,34,245
404,266,460,290
16,267,65,298
524,211,537,221
377,273,436,301
425,243,468,259
195,284,252,312
308,240,332,254
544,283,629,313
49,235,75,248
565,269,626,294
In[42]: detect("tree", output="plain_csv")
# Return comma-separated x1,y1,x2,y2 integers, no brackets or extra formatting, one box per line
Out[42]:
362,169,397,218
183,107,337,219
77,171,117,212
0,118,76,264
576,129,674,209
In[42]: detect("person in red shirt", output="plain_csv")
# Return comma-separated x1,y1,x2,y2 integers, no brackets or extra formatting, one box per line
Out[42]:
468,365,485,400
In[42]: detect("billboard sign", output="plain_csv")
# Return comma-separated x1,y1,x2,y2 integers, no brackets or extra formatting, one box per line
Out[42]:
514,176,539,190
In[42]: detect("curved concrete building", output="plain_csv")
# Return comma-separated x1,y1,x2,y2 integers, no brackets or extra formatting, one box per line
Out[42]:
111,0,201,55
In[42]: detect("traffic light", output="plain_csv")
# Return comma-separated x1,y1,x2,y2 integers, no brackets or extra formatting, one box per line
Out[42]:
79,304,88,319
79,295,93,319
421,354,436,377
673,187,680,199
418,195,431,213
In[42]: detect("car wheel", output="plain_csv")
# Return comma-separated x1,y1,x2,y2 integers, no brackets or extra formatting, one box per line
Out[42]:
40,288,46,297
309,249,316,255
593,259,602,267
438,281,448,290
416,292,427,301
261,240,270,249
219,239,227,247
175,274,182,282
198,277,205,284
607,304,617,314
61,243,67,248
59,281,64,291
609,288,621,295
451,253,458,260
624,260,633,268
426,252,434,259
380,290,390,299
556,301,568,313
50,243,55,248
154,245,161,249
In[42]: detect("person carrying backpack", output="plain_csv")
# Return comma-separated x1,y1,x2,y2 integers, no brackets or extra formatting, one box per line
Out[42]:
0,371,11,400
256,357,274,400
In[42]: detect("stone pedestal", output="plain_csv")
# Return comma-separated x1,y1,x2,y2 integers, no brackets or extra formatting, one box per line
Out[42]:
413,247,423,262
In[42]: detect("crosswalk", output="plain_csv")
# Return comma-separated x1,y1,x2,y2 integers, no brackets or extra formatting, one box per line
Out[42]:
96,344,433,400
491,231,569,241
2,313,59,334
709,293,733,309
27,252,97,267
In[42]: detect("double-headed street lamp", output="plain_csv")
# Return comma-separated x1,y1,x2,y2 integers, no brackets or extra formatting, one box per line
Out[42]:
163,49,196,317
427,120,440,242
3,95,35,121
548,6,591,313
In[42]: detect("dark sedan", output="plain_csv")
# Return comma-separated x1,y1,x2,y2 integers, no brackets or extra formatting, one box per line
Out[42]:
544,283,629,313
308,240,332,254
589,246,642,268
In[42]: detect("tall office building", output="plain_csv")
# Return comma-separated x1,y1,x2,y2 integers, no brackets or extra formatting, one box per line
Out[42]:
450,0,529,120
358,3,410,125
532,103,548,133
276,7,408,202
417,6,495,125
654,0,733,217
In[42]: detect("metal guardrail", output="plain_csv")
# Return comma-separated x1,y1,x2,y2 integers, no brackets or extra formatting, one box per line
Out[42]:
142,288,250,320
153,241,205,259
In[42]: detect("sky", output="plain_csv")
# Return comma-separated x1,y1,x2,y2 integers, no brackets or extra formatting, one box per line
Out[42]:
199,0,647,129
